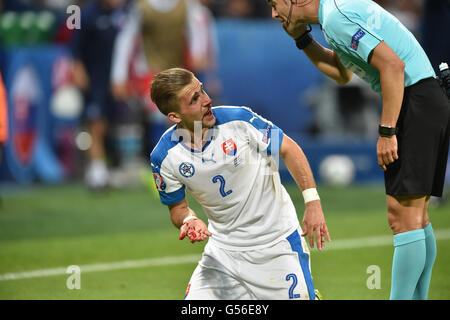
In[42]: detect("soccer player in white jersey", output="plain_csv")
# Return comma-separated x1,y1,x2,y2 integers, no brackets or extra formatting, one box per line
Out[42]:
149,67,330,300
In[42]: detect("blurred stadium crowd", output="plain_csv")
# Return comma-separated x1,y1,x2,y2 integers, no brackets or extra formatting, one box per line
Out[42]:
0,0,448,193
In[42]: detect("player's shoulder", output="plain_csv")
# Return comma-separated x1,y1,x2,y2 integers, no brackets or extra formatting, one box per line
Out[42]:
150,125,179,167
213,105,276,133
212,105,257,125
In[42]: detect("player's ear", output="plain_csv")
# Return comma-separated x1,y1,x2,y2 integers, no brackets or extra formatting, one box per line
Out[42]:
168,111,182,124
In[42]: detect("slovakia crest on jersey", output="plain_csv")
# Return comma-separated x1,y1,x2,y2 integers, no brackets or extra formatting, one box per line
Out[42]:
222,138,237,156
179,162,195,178
153,173,166,191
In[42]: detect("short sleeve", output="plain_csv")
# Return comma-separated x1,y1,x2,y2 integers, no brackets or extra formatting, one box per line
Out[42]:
150,155,186,206
327,8,382,62
243,108,284,156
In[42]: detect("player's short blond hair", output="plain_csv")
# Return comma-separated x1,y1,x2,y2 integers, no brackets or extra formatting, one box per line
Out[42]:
150,68,194,116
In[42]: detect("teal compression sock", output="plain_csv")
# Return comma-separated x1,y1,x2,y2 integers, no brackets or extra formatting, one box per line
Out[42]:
389,229,426,300
413,223,437,300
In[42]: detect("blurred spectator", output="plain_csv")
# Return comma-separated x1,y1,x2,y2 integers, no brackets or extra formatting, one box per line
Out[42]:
305,76,380,140
225,0,254,18
110,0,189,167
69,0,126,190
187,0,221,104
111,0,220,154
207,0,270,18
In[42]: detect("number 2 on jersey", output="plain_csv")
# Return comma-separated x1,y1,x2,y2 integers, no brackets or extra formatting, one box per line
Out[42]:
212,175,232,197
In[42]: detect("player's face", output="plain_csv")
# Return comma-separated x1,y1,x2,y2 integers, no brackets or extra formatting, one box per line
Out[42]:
172,77,215,133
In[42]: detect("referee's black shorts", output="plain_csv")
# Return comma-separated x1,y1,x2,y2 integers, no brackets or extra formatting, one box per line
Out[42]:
384,77,450,197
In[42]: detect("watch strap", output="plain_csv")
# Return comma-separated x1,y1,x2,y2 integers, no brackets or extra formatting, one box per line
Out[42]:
378,125,397,137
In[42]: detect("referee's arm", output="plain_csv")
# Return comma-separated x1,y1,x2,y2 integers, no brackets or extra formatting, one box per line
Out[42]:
369,41,405,130
369,41,405,170
303,39,354,85
281,23,353,85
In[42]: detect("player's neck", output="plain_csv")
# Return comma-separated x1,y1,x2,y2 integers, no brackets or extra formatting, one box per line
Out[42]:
185,128,211,151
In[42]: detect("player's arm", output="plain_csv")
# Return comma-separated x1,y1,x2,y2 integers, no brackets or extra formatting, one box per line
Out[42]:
168,199,211,243
369,41,405,171
279,134,331,250
283,23,353,85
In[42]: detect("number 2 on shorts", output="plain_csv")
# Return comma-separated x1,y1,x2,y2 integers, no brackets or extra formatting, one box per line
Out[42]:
286,273,301,299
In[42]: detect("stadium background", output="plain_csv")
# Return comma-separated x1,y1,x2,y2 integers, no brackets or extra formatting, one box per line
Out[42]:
0,0,449,300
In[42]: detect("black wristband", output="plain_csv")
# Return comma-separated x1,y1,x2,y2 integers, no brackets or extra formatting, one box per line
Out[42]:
295,25,313,50
378,125,397,137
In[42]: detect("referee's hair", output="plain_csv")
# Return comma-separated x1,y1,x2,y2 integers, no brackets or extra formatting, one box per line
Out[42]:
150,68,194,116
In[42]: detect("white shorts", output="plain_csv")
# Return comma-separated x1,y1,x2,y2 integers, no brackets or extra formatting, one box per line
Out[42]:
184,228,315,300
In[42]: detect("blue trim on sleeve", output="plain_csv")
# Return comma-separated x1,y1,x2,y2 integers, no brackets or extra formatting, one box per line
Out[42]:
267,127,284,156
160,185,186,206
286,229,315,300
150,126,186,206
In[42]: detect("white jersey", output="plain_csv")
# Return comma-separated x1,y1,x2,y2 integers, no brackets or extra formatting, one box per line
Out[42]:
150,106,301,251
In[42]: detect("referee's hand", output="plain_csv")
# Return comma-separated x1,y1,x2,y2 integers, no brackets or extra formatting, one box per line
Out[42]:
377,135,399,171
282,21,308,40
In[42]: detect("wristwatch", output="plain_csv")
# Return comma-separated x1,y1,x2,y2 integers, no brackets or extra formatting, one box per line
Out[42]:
295,25,313,50
378,125,397,137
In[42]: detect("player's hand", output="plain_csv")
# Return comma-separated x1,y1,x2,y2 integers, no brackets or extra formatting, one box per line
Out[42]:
179,219,212,243
377,135,398,171
302,201,331,251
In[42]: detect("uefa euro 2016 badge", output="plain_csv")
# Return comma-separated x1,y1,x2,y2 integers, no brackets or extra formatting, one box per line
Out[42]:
179,162,195,178
350,28,365,50
222,138,237,156
152,173,166,191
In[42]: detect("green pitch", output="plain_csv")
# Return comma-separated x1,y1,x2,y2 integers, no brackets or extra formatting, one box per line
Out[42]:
0,183,449,300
